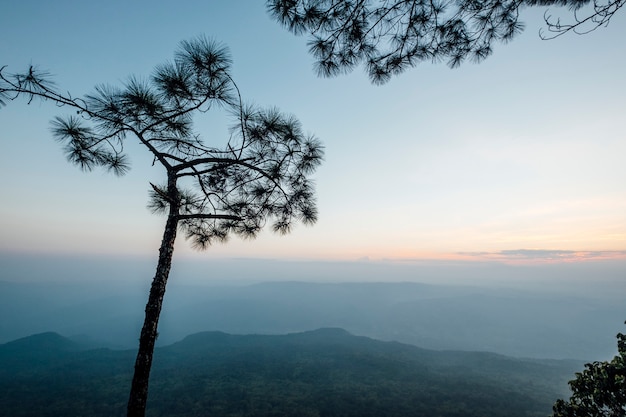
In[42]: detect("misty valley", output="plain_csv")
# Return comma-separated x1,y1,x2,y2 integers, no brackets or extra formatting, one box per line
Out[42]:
1,279,624,359
2,278,625,416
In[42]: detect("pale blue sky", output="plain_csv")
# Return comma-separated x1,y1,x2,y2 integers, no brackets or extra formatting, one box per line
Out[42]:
1,1,625,263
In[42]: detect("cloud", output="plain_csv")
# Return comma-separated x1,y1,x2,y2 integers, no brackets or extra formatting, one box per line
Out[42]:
457,249,626,262
499,249,581,259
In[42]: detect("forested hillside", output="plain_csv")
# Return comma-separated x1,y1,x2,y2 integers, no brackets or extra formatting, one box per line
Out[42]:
0,329,581,417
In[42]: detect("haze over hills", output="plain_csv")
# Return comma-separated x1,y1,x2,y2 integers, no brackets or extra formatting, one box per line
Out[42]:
0,328,583,417
2,252,625,360
1,277,624,360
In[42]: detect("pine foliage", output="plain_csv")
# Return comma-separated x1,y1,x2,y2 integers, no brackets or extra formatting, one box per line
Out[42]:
267,0,624,83
0,37,323,247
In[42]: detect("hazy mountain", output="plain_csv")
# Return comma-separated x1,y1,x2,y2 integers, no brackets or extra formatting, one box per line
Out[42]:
0,329,582,417
2,279,623,360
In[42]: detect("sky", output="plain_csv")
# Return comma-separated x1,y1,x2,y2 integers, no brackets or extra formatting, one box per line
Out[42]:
1,0,625,267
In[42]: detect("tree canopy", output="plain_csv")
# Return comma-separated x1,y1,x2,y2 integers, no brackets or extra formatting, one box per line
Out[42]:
267,0,625,83
552,324,626,417
0,38,322,243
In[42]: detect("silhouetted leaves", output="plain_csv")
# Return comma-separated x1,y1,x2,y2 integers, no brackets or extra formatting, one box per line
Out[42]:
0,36,323,247
267,0,624,83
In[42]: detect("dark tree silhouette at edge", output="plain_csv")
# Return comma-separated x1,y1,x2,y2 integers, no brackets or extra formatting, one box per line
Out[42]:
0,37,323,417
552,323,626,417
267,0,625,84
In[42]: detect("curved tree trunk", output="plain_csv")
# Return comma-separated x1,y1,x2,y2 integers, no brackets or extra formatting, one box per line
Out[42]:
127,177,179,417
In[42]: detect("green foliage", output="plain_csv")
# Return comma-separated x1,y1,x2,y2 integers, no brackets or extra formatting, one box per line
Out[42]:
552,324,626,417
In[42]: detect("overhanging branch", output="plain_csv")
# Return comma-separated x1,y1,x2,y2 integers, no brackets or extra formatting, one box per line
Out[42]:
176,213,242,221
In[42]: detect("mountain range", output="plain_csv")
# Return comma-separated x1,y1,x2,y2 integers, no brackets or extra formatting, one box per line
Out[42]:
1,280,624,359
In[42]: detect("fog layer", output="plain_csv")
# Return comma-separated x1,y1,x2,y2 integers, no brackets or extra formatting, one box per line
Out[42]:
1,252,624,360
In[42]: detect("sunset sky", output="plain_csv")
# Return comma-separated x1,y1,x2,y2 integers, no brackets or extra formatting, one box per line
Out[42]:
1,1,625,264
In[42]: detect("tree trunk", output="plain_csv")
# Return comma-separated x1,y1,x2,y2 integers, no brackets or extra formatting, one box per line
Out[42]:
127,189,179,417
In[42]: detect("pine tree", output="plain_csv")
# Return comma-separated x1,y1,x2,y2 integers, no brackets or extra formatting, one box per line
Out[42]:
0,36,323,417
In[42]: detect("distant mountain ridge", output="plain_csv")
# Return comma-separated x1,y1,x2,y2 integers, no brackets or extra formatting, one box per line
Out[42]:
1,331,81,352
2,280,624,359
0,328,582,417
